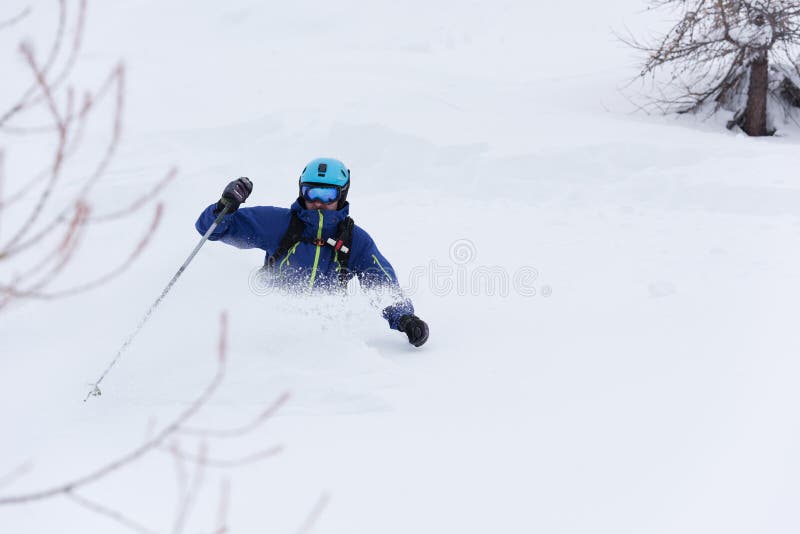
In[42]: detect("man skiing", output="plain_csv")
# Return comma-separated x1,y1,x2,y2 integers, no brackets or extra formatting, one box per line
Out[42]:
195,157,429,347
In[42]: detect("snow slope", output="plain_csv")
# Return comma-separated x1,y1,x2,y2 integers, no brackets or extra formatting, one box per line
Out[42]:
2,0,800,533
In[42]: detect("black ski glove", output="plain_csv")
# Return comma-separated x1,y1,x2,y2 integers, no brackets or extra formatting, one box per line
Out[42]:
215,177,253,214
399,314,429,347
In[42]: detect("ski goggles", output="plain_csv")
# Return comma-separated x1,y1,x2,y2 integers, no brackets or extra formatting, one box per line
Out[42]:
301,184,340,204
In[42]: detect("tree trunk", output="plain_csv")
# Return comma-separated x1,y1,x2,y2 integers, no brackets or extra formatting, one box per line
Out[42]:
742,53,769,136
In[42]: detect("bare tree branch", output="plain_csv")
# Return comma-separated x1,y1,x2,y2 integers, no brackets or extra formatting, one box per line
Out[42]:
1,63,127,258
0,148,4,238
89,167,178,223
0,0,174,311
0,462,33,491
0,0,66,127
66,491,160,534
172,443,207,534
0,201,91,312
0,313,230,506
0,0,87,128
0,6,31,31
214,478,230,534
0,42,72,256
295,493,331,534
0,312,293,533
179,392,291,439
22,203,165,299
162,444,284,470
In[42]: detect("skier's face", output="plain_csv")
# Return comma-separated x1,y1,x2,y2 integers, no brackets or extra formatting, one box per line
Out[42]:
305,199,338,211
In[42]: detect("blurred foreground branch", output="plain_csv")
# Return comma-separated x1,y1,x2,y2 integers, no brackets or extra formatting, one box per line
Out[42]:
0,0,176,313
0,312,295,533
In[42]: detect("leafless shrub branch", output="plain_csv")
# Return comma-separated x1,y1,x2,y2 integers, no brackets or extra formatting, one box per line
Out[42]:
0,462,33,491
0,6,31,31
214,478,230,534
179,391,291,438
295,493,332,534
66,491,160,534
0,312,231,505
172,442,207,534
164,444,284,470
0,0,175,313
0,312,294,533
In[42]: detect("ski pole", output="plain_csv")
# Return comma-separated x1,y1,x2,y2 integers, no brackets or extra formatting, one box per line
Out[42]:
83,204,232,402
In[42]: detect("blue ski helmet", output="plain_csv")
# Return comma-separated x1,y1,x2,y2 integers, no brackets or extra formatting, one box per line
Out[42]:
298,157,350,209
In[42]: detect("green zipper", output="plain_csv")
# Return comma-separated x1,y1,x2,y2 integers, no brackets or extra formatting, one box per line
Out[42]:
308,210,324,289
372,254,392,282
279,242,301,270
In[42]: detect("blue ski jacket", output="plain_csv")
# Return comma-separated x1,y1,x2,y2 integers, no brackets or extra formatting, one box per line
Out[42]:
195,200,414,330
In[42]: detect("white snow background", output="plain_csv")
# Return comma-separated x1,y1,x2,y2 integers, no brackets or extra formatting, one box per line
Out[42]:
2,0,800,532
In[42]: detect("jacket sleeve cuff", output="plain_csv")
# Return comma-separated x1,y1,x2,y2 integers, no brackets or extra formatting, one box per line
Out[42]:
195,203,231,239
382,300,415,331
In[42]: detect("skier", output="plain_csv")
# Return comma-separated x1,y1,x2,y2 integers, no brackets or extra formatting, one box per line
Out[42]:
195,157,429,347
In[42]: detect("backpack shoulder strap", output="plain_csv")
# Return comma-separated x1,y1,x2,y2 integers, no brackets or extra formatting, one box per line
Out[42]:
336,216,355,286
266,211,307,268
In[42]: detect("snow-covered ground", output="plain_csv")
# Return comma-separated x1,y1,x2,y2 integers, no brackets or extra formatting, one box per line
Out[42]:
2,1,800,532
